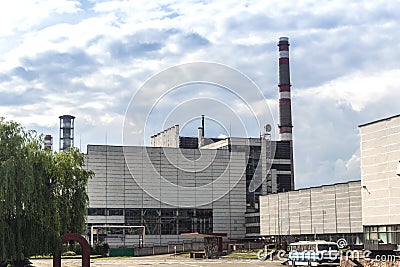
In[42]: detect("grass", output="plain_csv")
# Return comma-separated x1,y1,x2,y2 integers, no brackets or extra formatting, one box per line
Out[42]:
30,255,103,259
222,252,260,259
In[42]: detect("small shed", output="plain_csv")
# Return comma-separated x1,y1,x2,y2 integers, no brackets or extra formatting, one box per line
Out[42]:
181,232,227,259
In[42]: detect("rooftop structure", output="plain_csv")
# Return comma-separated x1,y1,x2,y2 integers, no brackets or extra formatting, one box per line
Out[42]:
59,115,75,151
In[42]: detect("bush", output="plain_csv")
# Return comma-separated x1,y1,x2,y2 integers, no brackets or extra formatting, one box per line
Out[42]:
91,243,109,256
70,243,82,255
62,242,83,255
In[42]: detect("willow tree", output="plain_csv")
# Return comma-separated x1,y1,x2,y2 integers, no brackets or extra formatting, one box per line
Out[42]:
52,147,93,235
0,118,93,262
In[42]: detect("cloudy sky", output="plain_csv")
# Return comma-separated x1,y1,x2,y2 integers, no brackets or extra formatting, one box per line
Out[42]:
1,0,400,188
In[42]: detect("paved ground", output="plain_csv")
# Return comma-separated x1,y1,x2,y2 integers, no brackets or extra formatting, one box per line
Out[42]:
31,254,282,267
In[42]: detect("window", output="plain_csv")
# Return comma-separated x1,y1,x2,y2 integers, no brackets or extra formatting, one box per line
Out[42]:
87,208,106,216
245,216,260,224
108,209,123,216
246,226,260,234
123,208,213,235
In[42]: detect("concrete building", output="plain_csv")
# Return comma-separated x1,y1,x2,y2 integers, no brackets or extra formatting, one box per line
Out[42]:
360,114,400,247
86,145,246,246
259,114,400,249
259,181,363,244
85,132,294,246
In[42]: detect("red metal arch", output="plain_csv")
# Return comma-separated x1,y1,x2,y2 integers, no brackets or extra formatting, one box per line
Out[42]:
53,233,90,267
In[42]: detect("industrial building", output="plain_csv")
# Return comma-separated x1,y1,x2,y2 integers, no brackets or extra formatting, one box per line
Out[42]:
360,114,400,249
86,124,295,245
85,37,295,246
86,145,245,245
259,180,363,244
259,114,400,250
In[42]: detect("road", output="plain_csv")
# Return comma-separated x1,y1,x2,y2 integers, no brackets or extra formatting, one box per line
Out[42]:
31,254,283,267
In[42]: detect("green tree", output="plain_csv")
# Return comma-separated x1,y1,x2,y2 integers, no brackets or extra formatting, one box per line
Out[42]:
0,118,93,264
52,147,93,235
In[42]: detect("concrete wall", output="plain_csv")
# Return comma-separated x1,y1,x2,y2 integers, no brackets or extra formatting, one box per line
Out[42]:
259,181,362,236
105,235,203,248
360,115,400,226
86,145,247,245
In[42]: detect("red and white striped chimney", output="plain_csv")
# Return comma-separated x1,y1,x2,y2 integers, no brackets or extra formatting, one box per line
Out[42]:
278,37,293,141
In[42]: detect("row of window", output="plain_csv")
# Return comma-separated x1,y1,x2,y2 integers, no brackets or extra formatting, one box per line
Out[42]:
364,225,400,244
245,216,260,224
87,208,122,216
88,208,213,235
246,226,260,234
88,208,212,217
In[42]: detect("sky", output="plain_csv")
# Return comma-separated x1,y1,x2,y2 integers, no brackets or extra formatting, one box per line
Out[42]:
1,0,400,189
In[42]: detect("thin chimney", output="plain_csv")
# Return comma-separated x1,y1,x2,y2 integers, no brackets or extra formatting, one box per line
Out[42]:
278,37,295,190
278,37,293,141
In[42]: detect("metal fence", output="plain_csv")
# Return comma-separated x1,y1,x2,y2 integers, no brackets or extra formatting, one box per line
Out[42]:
133,242,204,256
131,241,264,256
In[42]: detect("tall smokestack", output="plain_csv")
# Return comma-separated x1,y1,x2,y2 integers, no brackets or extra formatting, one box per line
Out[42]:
278,37,295,190
278,37,293,141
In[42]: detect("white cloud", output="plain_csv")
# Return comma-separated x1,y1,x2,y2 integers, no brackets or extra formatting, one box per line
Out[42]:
334,151,360,181
296,69,400,112
0,0,81,36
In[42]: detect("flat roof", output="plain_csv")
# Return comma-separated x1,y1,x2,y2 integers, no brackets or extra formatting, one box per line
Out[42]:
261,179,361,197
297,179,361,191
358,114,400,128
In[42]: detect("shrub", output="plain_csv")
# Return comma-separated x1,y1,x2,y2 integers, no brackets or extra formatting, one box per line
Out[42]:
91,243,109,256
70,243,82,255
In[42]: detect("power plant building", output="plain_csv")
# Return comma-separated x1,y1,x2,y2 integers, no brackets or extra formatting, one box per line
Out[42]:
85,134,294,246
85,37,296,246
86,145,247,246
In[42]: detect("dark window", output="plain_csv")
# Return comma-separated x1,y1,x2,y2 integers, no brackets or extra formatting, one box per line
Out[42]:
274,141,291,159
277,174,292,192
125,209,141,225
123,208,212,235
271,164,292,171
87,208,106,216
246,226,260,234
179,137,199,149
245,216,260,224
161,217,177,235
108,209,123,216
246,146,262,209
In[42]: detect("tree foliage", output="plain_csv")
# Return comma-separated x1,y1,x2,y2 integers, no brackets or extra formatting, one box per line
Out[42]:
0,118,93,261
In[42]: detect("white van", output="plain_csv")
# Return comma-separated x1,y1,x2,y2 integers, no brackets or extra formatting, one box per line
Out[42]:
287,240,340,266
